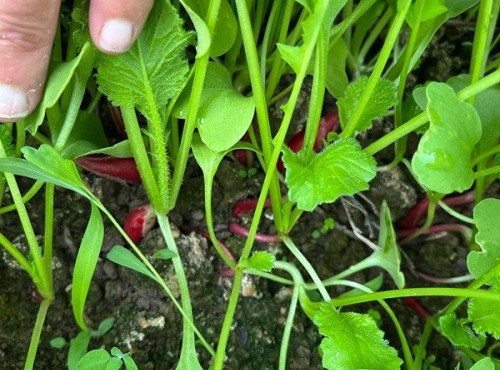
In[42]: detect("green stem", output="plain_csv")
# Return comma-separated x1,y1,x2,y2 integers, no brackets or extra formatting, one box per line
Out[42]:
331,287,500,307
0,232,33,275
170,0,222,209
341,0,411,138
15,121,26,158
438,200,474,224
43,185,55,286
401,199,437,243
86,92,102,113
474,165,500,179
234,0,284,231
156,213,199,364
282,236,331,301
472,143,500,165
273,261,304,370
24,299,51,370
413,319,435,370
0,141,53,299
0,181,44,215
356,8,393,65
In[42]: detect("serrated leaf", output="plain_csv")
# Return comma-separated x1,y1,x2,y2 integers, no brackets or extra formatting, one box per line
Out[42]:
106,245,157,282
439,313,486,350
246,251,275,272
468,277,500,339
76,349,112,370
72,204,104,330
338,76,397,133
173,63,255,152
467,198,500,278
96,1,190,124
283,138,376,211
314,302,403,369
411,82,481,194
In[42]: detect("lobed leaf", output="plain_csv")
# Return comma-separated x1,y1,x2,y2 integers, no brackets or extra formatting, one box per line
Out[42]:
338,75,397,133
468,277,500,339
72,204,104,330
245,251,276,273
411,82,481,194
283,138,376,211
314,302,403,369
439,313,486,350
467,198,500,278
96,0,191,124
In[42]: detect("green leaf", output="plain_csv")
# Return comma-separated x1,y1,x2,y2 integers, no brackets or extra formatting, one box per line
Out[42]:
469,358,495,370
326,38,349,99
179,1,210,58
105,358,123,370
91,317,115,337
314,302,403,369
283,138,376,211
122,355,138,370
173,63,255,152
406,0,447,28
0,124,14,189
338,275,384,298
96,0,191,124
77,140,134,159
24,42,92,134
467,198,500,278
468,277,500,339
439,313,486,350
106,245,157,281
72,204,104,330
68,331,91,370
50,337,67,349
76,349,112,370
180,0,236,57
153,248,177,260
411,82,482,194
338,76,397,133
110,347,123,358
59,112,108,159
245,251,275,272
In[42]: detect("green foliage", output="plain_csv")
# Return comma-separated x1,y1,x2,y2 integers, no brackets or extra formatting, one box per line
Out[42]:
439,313,486,350
469,358,495,370
50,337,67,349
406,0,447,28
68,331,91,370
174,63,255,152
153,249,177,260
314,302,403,369
106,246,157,281
59,112,108,159
468,278,500,339
467,198,500,278
245,251,276,272
76,348,137,370
338,76,397,133
0,124,14,188
411,82,482,194
96,0,191,124
282,138,376,211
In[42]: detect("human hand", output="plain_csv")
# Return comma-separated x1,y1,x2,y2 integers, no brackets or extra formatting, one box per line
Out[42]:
0,0,154,122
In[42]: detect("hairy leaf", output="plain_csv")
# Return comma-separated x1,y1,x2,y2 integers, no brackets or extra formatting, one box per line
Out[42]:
283,138,376,211
468,277,500,339
72,204,104,330
467,198,500,278
96,1,191,124
314,302,402,369
412,82,481,194
338,76,397,133
245,251,275,272
439,313,485,350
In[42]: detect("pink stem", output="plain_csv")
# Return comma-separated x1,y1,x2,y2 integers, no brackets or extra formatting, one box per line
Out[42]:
396,223,472,239
233,198,272,218
403,297,430,319
229,222,281,243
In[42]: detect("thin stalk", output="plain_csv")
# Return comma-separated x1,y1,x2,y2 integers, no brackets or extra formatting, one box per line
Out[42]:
85,92,102,113
170,0,222,209
341,1,411,138
24,299,51,370
282,236,331,301
15,121,26,158
413,318,435,369
401,200,437,243
0,232,33,275
0,141,52,299
0,181,44,215
474,165,500,179
356,9,393,65
273,261,304,370
234,0,284,231
437,201,474,224
43,185,55,286
259,1,282,84
156,213,199,364
472,143,500,165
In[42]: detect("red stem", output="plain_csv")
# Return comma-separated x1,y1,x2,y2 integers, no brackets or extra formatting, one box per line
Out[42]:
229,222,281,243
396,223,472,239
403,297,430,319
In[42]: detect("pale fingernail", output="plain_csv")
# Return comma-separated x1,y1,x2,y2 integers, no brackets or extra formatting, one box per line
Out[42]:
99,19,133,53
0,84,30,121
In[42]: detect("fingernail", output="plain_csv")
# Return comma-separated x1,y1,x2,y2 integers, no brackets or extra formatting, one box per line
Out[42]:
0,84,30,120
99,19,133,53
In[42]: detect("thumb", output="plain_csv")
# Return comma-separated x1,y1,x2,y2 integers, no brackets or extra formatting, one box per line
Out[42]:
0,0,60,122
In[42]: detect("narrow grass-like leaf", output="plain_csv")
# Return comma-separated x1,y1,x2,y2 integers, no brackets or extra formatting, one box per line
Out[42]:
283,138,376,211
338,76,397,133
314,302,403,369
72,204,104,330
467,198,500,278
106,245,157,281
411,82,481,194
